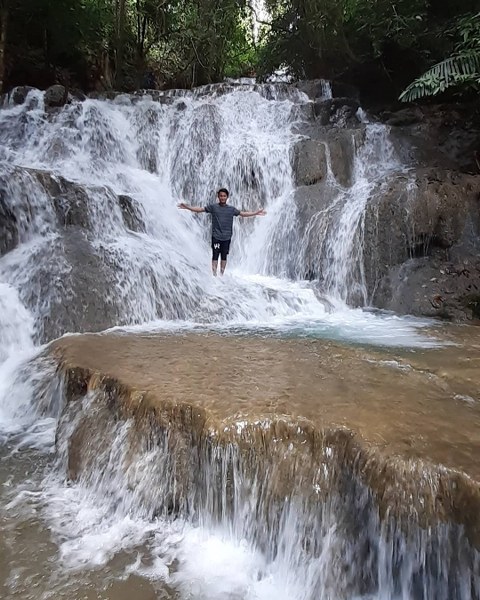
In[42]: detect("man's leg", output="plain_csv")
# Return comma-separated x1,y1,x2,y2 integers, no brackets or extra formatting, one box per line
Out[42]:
211,239,220,276
219,240,231,275
220,260,227,275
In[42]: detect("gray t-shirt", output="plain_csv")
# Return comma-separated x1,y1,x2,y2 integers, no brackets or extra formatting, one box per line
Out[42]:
205,203,240,241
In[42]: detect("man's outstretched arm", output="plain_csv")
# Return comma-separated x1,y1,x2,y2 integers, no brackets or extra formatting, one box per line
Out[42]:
239,209,266,217
178,202,206,213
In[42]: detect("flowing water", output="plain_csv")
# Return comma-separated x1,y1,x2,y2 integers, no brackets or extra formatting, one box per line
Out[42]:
0,83,478,599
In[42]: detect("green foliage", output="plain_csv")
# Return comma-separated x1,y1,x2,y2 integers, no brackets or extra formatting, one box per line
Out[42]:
399,50,480,101
400,12,480,101
4,0,253,90
3,0,480,101
257,0,431,80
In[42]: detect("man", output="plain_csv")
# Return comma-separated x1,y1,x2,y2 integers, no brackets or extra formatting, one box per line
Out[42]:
178,188,266,275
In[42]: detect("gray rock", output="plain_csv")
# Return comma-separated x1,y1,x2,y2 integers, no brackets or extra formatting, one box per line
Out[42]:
294,79,332,100
10,86,35,105
294,182,330,220
374,257,480,322
44,84,68,108
324,128,360,187
0,193,18,256
364,168,480,320
314,98,361,128
18,229,122,342
118,194,146,232
292,122,361,189
293,182,332,279
292,139,327,186
32,171,94,229
290,102,315,122
0,166,161,341
379,103,480,173
69,89,87,102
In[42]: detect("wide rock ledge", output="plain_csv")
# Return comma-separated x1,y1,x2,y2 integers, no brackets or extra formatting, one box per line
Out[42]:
48,331,480,550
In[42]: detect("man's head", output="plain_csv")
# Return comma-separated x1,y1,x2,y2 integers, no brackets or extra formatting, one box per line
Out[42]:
217,188,229,205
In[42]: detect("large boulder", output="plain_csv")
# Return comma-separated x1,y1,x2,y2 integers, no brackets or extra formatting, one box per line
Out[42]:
17,229,122,342
292,126,362,189
292,139,327,186
9,86,36,105
363,168,480,320
314,98,361,128
0,167,151,341
44,84,68,109
324,128,360,187
12,169,146,234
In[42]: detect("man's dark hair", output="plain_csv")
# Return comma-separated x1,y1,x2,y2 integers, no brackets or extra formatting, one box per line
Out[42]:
217,188,229,197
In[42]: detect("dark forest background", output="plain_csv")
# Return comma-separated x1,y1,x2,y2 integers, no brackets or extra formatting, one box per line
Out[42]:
0,0,479,102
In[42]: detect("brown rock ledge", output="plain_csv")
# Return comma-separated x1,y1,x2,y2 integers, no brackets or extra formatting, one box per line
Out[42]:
49,331,480,544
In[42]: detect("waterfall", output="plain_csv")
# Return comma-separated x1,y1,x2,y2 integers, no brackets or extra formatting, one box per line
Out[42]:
1,83,473,600
0,85,314,343
319,123,402,305
0,84,432,348
2,361,477,600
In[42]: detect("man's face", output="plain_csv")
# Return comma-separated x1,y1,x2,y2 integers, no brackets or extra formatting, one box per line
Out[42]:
218,192,228,205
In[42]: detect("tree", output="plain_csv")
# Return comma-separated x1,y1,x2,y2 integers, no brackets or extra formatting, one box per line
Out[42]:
0,0,7,92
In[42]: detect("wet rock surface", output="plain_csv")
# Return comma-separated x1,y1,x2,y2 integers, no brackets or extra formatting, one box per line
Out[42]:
290,87,480,321
0,194,18,257
292,139,327,186
51,331,480,480
377,102,480,174
363,168,480,320
0,166,151,341
8,85,36,105
118,194,146,232
44,84,68,109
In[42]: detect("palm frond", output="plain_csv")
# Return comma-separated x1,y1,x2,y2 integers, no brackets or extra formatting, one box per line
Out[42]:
399,49,480,102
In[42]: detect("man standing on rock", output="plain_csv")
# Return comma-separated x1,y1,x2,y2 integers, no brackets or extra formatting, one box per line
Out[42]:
178,188,266,276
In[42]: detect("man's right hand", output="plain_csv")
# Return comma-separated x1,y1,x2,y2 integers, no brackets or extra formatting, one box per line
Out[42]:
178,202,189,209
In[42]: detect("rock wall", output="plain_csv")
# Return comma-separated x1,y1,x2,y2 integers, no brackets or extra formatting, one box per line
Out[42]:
293,82,480,321
364,169,480,320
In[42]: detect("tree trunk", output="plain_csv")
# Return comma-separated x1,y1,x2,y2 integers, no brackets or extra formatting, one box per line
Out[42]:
0,3,8,93
115,0,126,89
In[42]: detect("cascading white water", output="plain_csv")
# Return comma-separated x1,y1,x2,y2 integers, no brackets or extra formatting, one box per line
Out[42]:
0,84,434,351
320,123,401,305
0,83,468,600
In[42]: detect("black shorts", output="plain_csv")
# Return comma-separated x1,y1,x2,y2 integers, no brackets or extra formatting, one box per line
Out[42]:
212,238,231,261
